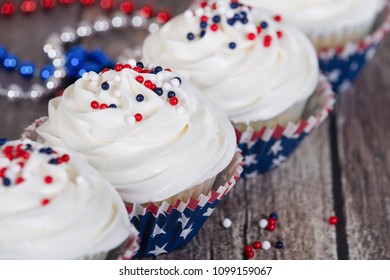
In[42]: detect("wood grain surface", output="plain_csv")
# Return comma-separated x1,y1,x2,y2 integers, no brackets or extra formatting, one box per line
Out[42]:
0,1,389,260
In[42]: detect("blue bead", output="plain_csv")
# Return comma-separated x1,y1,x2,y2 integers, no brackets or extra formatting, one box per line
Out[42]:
275,241,283,249
233,13,241,20
227,18,236,26
3,54,18,71
200,30,206,38
174,77,182,84
0,138,7,146
0,46,8,62
136,94,144,102
40,65,54,80
19,62,35,78
136,62,144,68
25,144,32,150
3,177,11,186
200,21,207,29
46,147,53,155
101,82,110,90
229,42,236,49
154,66,163,72
154,88,163,96
39,148,47,154
261,21,268,28
49,158,58,165
241,17,248,24
212,15,221,23
269,213,278,220
167,91,176,98
230,2,239,8
109,104,117,108
187,32,195,41
241,11,247,17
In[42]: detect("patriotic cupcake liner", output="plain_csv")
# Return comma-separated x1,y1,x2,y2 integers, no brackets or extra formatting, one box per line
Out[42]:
319,3,390,94
126,150,243,257
235,75,335,178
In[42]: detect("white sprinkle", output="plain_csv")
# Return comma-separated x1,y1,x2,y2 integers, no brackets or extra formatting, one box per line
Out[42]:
195,8,204,17
176,106,186,115
171,78,180,87
259,219,268,229
184,10,193,18
126,116,135,124
262,241,271,251
127,59,137,67
156,72,165,81
222,218,232,229
82,72,90,81
147,63,154,70
114,90,121,97
162,82,172,91
89,72,100,81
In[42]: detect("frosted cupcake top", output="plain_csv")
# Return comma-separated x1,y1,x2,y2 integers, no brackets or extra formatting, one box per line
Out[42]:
36,63,236,204
142,0,319,123
240,0,385,38
0,139,131,259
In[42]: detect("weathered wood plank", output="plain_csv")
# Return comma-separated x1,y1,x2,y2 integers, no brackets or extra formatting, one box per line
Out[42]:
337,37,390,260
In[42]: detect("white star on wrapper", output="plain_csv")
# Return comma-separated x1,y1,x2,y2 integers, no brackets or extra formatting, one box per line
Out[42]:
366,47,377,61
327,69,342,83
148,243,168,255
203,207,214,217
152,224,166,238
268,140,283,156
338,80,352,93
246,140,257,150
271,155,287,169
244,170,258,179
178,213,190,227
180,225,194,240
243,154,258,166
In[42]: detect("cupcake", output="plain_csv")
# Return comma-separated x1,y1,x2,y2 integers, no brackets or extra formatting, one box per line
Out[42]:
238,0,390,92
28,64,242,256
0,139,137,260
142,0,334,175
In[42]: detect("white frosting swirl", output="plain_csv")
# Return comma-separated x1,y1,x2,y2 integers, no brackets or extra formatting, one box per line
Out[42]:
240,0,385,39
0,140,131,260
142,1,319,123
36,67,236,204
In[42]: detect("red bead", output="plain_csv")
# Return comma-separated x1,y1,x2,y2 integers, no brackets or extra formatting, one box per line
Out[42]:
246,250,254,259
277,31,283,39
40,0,55,9
100,103,108,110
247,33,256,40
266,223,276,231
329,216,339,225
91,101,99,109
22,152,30,159
100,0,114,9
1,2,16,15
115,63,123,71
200,1,207,8
57,157,63,164
151,84,156,90
62,154,70,162
140,5,153,18
211,2,217,10
80,0,95,5
264,35,272,47
257,26,262,34
0,167,6,178
253,241,261,249
200,15,208,22
274,15,282,22
41,198,50,206
210,23,218,32
144,80,153,89
134,113,143,122
136,76,144,83
120,0,133,14
44,176,53,184
101,67,110,73
16,177,25,184
244,245,252,252
157,11,170,24
21,0,37,13
268,218,276,225
169,97,178,106
123,64,131,69
133,66,142,73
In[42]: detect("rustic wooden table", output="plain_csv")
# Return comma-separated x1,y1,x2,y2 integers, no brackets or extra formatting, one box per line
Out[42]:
1,1,389,260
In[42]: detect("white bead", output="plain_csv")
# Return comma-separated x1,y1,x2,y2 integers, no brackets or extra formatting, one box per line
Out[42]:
222,218,232,228
195,8,204,17
156,72,165,81
147,63,155,70
126,116,136,124
171,78,180,87
127,59,137,67
162,82,172,91
262,241,271,251
82,72,90,81
259,219,268,229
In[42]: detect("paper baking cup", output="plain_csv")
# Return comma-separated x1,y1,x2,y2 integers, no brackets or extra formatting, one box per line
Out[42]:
319,4,390,94
235,75,335,178
126,150,243,257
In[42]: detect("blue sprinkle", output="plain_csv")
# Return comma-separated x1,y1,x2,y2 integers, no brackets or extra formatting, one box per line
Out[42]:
39,148,47,154
3,177,11,186
136,94,144,102
187,32,195,41
167,91,176,98
154,88,163,96
212,15,221,23
261,21,268,28
25,144,32,150
241,11,247,17
46,148,53,155
101,82,110,90
136,62,144,68
0,138,7,146
154,66,163,72
49,158,58,165
229,42,236,49
275,241,283,249
241,17,248,24
227,18,236,26
269,213,278,220
200,21,207,29
200,30,206,38
233,13,241,20
230,2,239,9
109,104,117,108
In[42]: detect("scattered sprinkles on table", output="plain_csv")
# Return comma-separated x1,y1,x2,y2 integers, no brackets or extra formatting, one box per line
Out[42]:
184,0,283,49
0,139,71,206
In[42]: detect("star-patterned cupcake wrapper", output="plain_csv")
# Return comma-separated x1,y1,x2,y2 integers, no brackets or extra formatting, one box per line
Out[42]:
319,3,390,94
126,150,243,257
236,75,335,178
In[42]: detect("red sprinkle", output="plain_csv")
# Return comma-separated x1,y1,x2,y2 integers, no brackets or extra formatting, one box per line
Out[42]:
134,113,143,122
264,35,272,47
253,241,261,249
62,154,70,162
136,75,144,83
268,218,276,225
91,101,99,109
165,68,172,72
210,23,218,32
169,97,179,106
329,216,339,225
244,245,253,252
115,63,123,71
266,223,276,231
246,250,255,259
16,177,25,184
44,176,53,184
277,31,283,39
123,64,132,69
144,80,153,89
256,26,262,34
57,157,63,164
200,1,207,8
274,15,282,22
0,167,6,178
133,66,142,73
247,33,256,40
201,15,208,22
101,68,110,73
100,103,108,110
41,198,50,206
